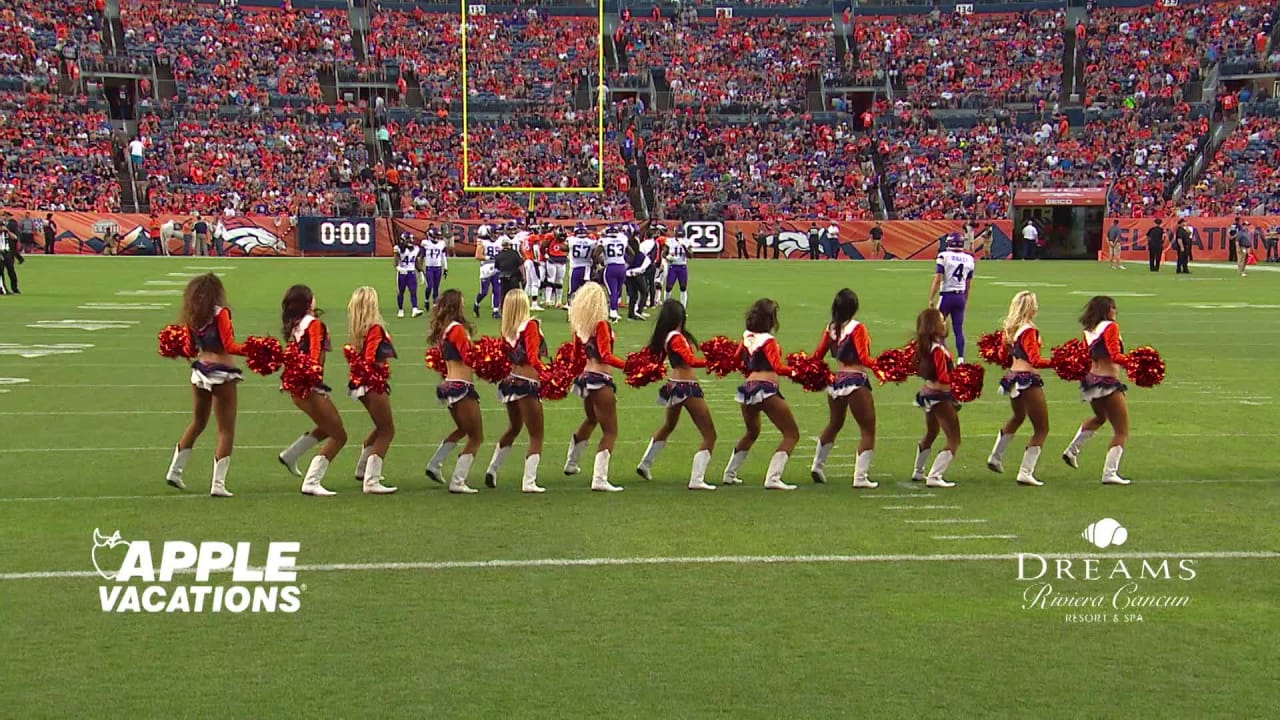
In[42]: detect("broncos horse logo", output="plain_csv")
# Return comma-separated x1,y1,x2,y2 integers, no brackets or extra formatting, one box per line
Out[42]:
215,218,287,256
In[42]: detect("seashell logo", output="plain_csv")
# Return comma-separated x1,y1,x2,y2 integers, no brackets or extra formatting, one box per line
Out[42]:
1082,518,1128,549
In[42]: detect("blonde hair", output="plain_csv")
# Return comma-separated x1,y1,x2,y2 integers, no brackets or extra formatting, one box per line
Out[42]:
500,290,531,341
568,282,608,341
347,286,384,346
1002,291,1038,344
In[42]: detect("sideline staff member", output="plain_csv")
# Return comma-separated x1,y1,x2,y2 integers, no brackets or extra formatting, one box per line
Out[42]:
1146,218,1165,272
0,214,21,294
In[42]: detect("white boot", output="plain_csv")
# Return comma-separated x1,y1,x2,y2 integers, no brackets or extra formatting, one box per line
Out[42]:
362,455,398,494
1016,446,1044,486
354,446,372,482
278,433,320,477
449,453,478,494
687,449,716,490
852,450,878,489
722,449,748,485
912,445,931,482
810,442,833,484
591,450,623,492
166,445,191,490
522,454,545,493
425,441,456,484
636,439,665,481
301,456,337,496
925,450,956,488
1062,426,1094,469
764,451,796,490
1102,446,1131,485
209,456,233,497
563,438,588,475
485,445,511,488
987,430,1012,473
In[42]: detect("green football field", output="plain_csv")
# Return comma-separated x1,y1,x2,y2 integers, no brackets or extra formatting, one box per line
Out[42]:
1,256,1277,718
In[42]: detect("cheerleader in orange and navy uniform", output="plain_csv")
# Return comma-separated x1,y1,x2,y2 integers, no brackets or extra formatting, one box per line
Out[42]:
1061,296,1132,485
484,289,548,493
346,287,398,494
634,299,718,490
986,291,1052,486
276,284,345,496
562,282,626,491
911,308,962,488
722,299,801,490
164,273,243,497
423,289,483,494
810,289,879,489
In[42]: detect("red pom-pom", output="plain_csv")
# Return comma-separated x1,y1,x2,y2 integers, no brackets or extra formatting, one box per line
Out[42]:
538,363,575,400
785,351,834,392
872,342,916,384
1051,339,1090,382
977,331,1011,369
243,335,284,376
423,347,446,376
343,344,390,395
624,347,667,388
280,346,324,399
468,336,512,384
553,341,587,377
950,362,986,403
699,335,742,377
157,324,195,359
1125,346,1166,388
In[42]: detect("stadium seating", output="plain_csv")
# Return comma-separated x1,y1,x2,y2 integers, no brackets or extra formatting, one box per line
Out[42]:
0,92,118,211
1180,110,1280,216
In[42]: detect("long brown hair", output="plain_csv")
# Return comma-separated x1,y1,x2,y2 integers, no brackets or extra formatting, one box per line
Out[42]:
281,284,319,338
428,289,472,345
180,273,226,330
914,308,946,366
1078,296,1116,329
745,298,779,333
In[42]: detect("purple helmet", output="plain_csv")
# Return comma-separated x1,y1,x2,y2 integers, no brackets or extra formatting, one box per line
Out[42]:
946,233,965,249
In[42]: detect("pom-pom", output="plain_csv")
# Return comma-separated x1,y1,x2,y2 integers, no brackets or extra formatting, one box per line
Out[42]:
785,351,834,392
1050,339,1090,382
1125,346,1165,388
423,347,446,376
344,344,390,395
872,342,916,384
157,324,195,359
243,335,284,376
552,341,587,377
624,347,667,388
950,362,986,403
280,346,324,399
538,363,575,400
699,335,742,377
468,336,512,384
977,331,1011,368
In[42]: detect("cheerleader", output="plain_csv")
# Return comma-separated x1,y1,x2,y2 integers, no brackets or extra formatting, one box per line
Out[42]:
723,299,800,490
562,282,625,492
912,308,961,488
986,291,1052,486
1061,296,1132,485
276,284,344,496
424,289,481,494
164,273,242,497
634,299,717,490
347,286,398,494
810,289,878,489
484,289,547,493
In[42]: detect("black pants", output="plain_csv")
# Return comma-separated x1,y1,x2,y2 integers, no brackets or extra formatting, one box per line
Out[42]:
1265,240,1278,261
1175,247,1190,273
808,238,819,260
626,275,645,318
736,239,747,258
1,252,18,293
755,239,766,259
644,265,658,306
1148,243,1163,271
44,234,55,254
1228,239,1237,262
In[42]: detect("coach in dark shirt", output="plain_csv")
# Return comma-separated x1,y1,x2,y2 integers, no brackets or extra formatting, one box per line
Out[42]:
1173,218,1193,274
1146,219,1165,272
42,214,57,254
807,224,820,260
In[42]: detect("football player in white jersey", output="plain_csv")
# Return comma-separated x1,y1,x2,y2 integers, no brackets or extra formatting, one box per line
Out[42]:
600,225,629,322
420,227,448,310
567,222,598,297
394,232,422,318
514,225,544,311
665,226,692,307
473,225,504,319
927,234,976,362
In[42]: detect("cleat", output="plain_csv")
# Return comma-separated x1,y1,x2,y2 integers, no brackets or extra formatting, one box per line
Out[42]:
484,472,497,488
472,302,480,317
425,467,445,484
166,477,186,491
987,458,1004,474
635,466,652,481
397,309,405,318
411,308,423,318
1062,450,1079,469
811,469,827,484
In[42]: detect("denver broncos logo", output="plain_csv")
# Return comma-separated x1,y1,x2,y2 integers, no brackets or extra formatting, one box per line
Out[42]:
215,218,287,256
770,231,812,259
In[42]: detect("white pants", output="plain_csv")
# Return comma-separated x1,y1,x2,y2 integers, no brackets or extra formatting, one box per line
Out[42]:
545,262,566,287
523,259,539,297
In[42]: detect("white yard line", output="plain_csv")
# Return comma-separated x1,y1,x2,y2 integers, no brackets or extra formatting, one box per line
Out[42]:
905,519,990,524
3,550,1276,582
932,535,1018,541
881,505,962,511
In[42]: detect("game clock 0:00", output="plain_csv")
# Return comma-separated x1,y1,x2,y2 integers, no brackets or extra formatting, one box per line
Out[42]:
297,217,376,255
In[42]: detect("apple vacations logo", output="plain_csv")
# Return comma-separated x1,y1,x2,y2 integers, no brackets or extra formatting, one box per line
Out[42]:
92,529,303,614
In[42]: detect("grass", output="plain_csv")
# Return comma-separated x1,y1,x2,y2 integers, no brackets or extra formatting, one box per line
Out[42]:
1,256,1277,718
